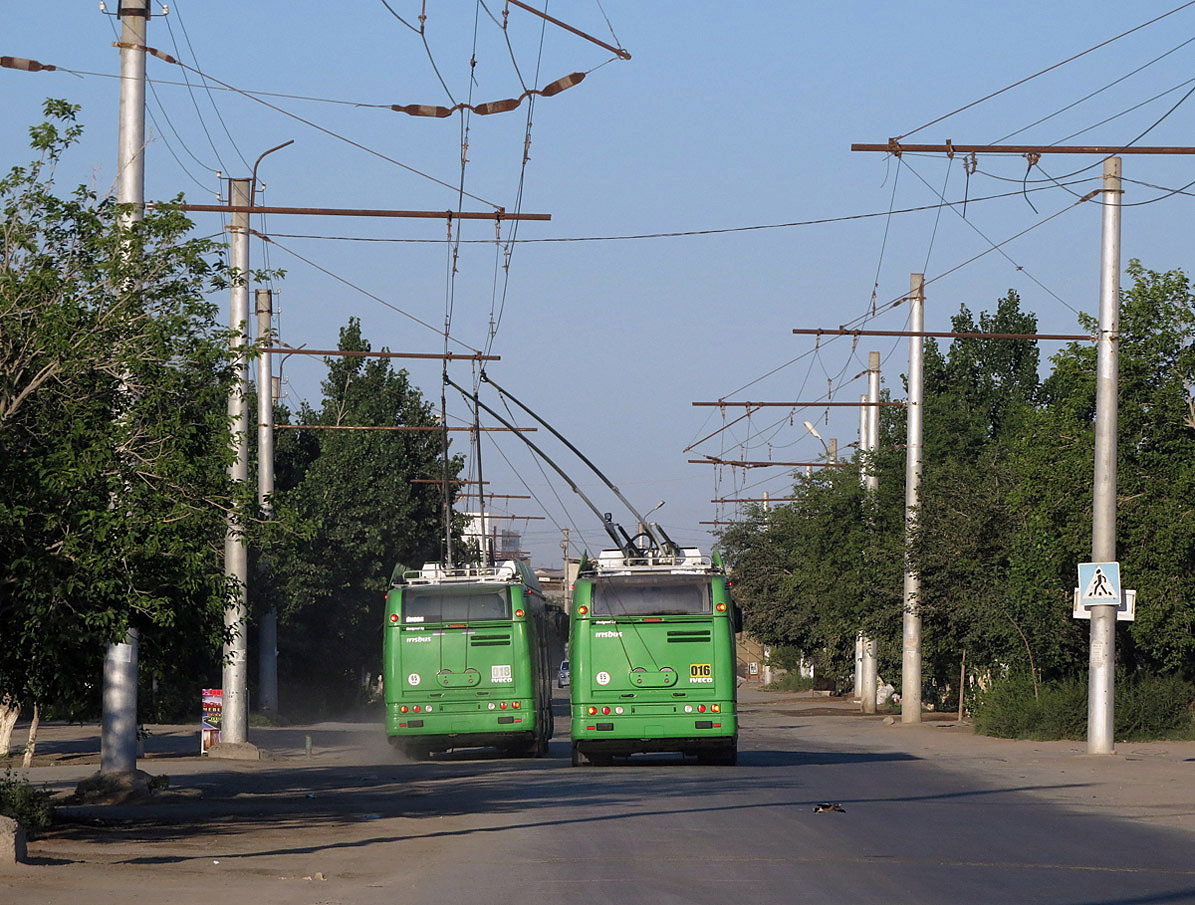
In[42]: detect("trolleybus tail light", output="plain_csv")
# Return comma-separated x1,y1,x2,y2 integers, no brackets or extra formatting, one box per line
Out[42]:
400,705,409,713
500,702,508,709
698,704,707,713
684,705,693,713
712,704,721,713
514,608,525,618
587,706,597,715
601,706,611,715
389,613,400,623
615,706,624,714
577,605,588,615
716,602,727,612
512,701,521,709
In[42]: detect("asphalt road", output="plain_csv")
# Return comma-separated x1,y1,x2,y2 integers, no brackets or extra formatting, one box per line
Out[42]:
5,688,1195,905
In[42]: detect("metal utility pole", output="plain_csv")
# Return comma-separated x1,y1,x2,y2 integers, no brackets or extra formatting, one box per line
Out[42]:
256,289,278,714
1089,157,1122,755
902,274,925,723
101,0,149,776
222,177,252,746
860,352,880,714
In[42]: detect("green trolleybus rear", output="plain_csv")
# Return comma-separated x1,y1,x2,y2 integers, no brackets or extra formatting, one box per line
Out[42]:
569,547,740,765
384,560,553,758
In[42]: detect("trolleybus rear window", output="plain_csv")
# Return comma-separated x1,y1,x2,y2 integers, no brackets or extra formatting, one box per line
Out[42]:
403,587,511,622
590,576,710,616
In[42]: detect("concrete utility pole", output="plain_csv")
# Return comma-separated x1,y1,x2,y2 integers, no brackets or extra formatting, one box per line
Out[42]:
256,289,278,714
222,177,252,746
1089,158,1122,755
902,274,925,723
854,396,866,703
101,0,149,776
860,352,881,715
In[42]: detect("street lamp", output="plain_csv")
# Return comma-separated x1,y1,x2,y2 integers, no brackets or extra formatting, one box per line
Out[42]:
803,420,837,473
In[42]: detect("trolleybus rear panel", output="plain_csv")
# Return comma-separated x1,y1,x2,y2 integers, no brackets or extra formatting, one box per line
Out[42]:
383,561,553,757
569,548,739,765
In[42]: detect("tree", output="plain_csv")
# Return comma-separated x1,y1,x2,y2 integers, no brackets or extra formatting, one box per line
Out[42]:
1014,262,1195,679
0,101,240,745
262,319,463,714
723,273,1195,704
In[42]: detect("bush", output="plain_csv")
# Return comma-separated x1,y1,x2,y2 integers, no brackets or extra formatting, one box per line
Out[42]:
0,768,54,838
974,672,1195,741
764,673,817,693
1117,674,1195,739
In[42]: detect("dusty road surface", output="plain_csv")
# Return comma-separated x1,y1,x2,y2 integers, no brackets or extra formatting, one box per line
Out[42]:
5,688,1195,905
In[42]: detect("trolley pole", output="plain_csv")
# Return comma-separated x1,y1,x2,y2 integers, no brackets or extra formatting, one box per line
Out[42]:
1088,157,1122,755
222,177,252,746
256,289,278,714
902,275,925,723
860,352,880,714
101,0,149,776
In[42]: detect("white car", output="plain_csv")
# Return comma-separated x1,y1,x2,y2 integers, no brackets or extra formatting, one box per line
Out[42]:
557,660,570,688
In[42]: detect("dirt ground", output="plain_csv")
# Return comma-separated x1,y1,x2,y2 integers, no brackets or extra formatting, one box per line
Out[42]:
3,688,1195,902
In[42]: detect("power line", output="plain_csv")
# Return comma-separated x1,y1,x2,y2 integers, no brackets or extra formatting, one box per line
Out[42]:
896,0,1195,140
251,180,1096,245
129,42,502,208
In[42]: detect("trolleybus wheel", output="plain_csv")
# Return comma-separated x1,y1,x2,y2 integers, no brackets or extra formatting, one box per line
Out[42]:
571,742,591,766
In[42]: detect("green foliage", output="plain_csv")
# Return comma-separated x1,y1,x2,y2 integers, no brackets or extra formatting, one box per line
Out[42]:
1116,674,1195,739
0,768,54,838
722,274,1195,702
1,101,243,717
974,672,1195,740
258,319,463,715
764,672,817,693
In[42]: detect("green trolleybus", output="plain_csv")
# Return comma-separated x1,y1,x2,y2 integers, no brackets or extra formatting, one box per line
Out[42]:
569,546,741,765
383,560,554,758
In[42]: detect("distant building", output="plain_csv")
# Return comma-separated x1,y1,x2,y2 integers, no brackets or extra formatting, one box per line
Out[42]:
463,512,528,563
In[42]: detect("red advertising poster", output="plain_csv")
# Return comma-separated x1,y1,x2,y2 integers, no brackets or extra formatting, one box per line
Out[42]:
201,688,222,754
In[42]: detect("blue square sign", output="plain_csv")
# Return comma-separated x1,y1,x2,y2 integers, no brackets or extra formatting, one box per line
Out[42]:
1078,561,1121,606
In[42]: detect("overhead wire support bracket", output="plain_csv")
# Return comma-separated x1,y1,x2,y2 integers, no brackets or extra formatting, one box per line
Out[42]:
274,424,533,432
175,203,550,221
504,0,632,60
688,458,853,469
693,401,904,408
793,328,1094,342
262,348,499,361
853,141,1195,156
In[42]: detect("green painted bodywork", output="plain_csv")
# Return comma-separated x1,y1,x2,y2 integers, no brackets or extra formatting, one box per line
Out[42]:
383,568,553,756
568,561,738,761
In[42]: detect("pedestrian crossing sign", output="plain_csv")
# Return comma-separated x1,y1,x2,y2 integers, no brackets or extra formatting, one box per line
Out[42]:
1078,561,1121,606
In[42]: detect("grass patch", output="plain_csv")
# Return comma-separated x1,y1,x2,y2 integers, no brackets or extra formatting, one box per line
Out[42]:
974,672,1195,741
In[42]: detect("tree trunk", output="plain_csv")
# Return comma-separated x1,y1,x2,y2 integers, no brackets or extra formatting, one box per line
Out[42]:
0,695,20,757
21,703,41,768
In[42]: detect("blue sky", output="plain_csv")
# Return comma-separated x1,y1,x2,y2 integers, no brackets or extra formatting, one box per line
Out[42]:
5,2,1195,565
